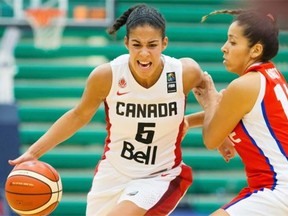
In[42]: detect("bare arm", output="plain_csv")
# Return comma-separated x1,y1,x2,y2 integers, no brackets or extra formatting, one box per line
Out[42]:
195,72,260,149
181,57,204,95
9,63,112,165
180,57,206,128
185,111,204,128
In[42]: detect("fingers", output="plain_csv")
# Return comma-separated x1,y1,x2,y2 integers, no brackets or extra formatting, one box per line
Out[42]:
204,72,216,91
220,152,233,163
217,137,236,162
224,152,235,163
8,159,19,166
218,147,235,163
192,88,202,96
219,89,226,94
8,157,27,166
8,152,36,166
198,71,216,91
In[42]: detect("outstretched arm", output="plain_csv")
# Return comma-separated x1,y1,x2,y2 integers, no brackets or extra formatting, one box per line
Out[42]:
9,63,112,165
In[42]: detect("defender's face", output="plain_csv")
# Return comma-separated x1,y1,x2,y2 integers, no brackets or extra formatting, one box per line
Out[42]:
221,21,254,75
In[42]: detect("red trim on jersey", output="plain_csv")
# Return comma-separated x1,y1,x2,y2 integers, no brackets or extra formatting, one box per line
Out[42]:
93,101,111,178
102,101,112,160
93,160,101,176
145,164,193,215
172,99,187,168
173,119,184,168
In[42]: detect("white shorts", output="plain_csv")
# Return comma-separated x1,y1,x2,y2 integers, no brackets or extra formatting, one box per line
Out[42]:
86,159,192,216
224,186,288,215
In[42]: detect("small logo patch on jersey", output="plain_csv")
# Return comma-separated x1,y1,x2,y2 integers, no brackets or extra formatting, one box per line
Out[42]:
167,72,177,93
117,77,129,96
118,77,127,88
127,191,139,196
117,91,129,96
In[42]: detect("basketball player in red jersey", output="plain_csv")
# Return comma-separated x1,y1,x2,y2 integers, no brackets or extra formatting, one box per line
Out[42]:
191,9,288,216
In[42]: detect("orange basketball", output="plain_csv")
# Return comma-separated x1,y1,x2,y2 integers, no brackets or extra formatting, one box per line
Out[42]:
5,160,62,216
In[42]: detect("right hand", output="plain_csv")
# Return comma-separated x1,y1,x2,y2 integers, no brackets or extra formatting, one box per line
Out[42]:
8,151,38,166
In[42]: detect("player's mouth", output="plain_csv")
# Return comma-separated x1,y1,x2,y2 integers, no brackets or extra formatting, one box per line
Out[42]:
137,60,152,69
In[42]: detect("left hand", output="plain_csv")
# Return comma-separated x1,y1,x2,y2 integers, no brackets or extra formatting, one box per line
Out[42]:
192,72,221,110
218,138,236,162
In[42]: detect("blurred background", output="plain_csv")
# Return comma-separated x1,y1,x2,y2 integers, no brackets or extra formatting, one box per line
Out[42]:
0,0,287,215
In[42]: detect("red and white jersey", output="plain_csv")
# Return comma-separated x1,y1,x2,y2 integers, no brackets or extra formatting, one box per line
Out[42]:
102,54,186,178
229,62,288,190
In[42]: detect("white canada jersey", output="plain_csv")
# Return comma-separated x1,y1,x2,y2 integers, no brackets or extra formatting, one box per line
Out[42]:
103,54,186,178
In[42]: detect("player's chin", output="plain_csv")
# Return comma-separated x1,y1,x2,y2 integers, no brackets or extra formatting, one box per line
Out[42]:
223,63,233,73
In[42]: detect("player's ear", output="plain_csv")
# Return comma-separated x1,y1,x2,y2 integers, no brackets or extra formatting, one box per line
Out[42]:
124,36,129,50
162,36,168,52
250,43,263,59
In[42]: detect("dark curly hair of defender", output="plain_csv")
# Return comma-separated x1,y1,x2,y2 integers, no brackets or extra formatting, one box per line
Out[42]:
107,4,166,39
202,9,279,62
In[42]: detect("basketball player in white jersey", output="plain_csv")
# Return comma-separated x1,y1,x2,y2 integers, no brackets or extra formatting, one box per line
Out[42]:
191,9,288,216
9,4,207,215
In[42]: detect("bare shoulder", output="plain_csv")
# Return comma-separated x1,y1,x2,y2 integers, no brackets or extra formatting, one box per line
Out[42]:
227,72,261,94
89,63,112,80
180,57,202,73
180,57,203,94
225,72,261,112
86,63,112,100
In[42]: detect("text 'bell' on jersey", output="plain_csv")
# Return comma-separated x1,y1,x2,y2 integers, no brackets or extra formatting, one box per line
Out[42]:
229,62,288,190
103,54,186,178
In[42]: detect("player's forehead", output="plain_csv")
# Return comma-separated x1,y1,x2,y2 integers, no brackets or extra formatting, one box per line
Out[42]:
128,25,163,42
227,21,245,40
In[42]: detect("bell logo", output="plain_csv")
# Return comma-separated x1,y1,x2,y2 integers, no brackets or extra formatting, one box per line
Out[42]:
121,141,157,165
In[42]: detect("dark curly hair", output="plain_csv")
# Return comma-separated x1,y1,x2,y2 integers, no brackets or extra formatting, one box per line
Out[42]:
107,4,166,39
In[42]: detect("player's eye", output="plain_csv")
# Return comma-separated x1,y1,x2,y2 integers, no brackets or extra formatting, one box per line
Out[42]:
148,44,157,48
132,44,141,47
